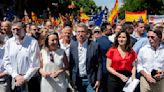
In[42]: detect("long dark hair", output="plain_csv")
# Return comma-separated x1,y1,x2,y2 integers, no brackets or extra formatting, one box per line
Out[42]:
113,30,132,51
44,32,60,48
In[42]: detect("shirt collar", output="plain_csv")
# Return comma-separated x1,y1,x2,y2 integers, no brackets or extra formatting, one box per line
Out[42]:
78,39,88,47
147,43,164,50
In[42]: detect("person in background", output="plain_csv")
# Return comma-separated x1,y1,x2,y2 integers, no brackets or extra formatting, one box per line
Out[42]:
123,24,137,46
59,26,74,92
3,22,40,92
136,29,164,92
1,21,13,41
92,26,112,92
0,23,12,92
39,32,69,92
28,24,41,92
69,23,102,92
106,30,137,92
132,21,147,40
108,24,122,42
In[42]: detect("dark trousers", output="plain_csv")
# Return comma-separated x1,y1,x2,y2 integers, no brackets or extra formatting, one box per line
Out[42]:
107,70,131,92
28,72,41,92
99,73,109,92
13,83,28,92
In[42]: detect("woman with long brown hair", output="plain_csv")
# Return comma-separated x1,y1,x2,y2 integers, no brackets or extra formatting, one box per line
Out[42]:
106,30,137,92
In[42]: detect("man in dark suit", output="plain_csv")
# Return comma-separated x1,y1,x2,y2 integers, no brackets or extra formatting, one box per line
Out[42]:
69,23,102,92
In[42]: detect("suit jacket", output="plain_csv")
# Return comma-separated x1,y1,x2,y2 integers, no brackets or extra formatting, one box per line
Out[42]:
69,39,102,87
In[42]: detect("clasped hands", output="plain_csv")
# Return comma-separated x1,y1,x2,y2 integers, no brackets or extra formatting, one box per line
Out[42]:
15,75,26,86
42,70,61,78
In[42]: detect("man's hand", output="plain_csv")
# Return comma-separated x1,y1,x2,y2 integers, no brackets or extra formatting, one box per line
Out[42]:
93,81,100,92
15,75,25,86
145,74,156,84
0,72,7,77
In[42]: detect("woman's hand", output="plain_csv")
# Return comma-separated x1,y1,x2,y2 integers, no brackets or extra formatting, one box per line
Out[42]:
50,69,64,78
119,74,128,82
41,71,51,78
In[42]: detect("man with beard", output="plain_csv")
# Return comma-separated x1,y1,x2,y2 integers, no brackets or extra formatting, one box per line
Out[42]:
3,22,40,92
0,21,13,92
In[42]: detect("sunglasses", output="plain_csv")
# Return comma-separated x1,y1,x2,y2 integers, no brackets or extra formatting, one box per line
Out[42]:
32,29,38,31
139,26,144,28
12,28,20,31
94,31,100,33
147,36,155,39
49,53,54,62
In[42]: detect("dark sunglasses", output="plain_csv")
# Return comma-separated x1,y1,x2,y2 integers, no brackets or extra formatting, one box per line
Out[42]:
147,36,155,39
94,31,100,33
49,53,54,62
139,26,144,28
12,28,20,31
33,29,38,31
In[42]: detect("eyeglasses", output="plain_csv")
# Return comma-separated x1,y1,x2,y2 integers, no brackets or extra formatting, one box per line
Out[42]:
147,36,155,39
139,26,144,28
94,31,100,33
49,53,54,62
32,29,38,31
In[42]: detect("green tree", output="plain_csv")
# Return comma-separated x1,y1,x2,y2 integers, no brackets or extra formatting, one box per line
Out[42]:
119,0,164,20
74,0,97,14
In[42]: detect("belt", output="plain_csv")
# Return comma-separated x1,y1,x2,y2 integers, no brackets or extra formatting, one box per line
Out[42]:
79,76,87,79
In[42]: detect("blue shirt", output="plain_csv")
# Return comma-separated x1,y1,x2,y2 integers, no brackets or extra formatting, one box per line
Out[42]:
96,36,112,73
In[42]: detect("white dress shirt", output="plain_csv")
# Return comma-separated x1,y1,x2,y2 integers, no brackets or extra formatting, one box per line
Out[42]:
137,44,164,74
78,40,88,77
108,33,116,43
3,36,40,81
59,39,70,62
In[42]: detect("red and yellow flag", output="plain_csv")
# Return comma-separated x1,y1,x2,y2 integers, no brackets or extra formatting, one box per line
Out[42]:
125,10,148,23
108,0,118,24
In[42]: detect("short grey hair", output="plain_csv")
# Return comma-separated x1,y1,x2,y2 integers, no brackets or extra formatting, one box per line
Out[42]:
76,22,88,32
12,22,25,28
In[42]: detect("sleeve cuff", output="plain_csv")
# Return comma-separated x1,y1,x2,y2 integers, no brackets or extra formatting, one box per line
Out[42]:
12,72,18,78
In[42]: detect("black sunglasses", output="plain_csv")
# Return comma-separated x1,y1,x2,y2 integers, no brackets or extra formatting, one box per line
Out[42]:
12,28,20,31
94,31,100,33
147,36,155,39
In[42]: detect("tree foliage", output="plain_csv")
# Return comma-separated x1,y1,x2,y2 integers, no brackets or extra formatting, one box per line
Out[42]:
119,0,164,20
74,0,97,14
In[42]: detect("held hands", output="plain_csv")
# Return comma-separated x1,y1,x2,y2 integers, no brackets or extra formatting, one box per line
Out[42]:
50,71,60,78
15,75,26,86
41,71,51,78
50,69,63,78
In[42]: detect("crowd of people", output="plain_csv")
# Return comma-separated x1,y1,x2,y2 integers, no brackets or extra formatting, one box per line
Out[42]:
0,17,164,92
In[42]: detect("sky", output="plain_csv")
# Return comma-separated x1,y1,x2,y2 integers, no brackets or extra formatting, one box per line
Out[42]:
93,0,123,11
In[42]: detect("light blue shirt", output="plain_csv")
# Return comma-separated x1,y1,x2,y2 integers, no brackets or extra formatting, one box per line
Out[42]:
133,37,149,54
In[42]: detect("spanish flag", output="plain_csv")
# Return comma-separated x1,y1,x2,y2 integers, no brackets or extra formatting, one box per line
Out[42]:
108,0,118,24
125,10,148,23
